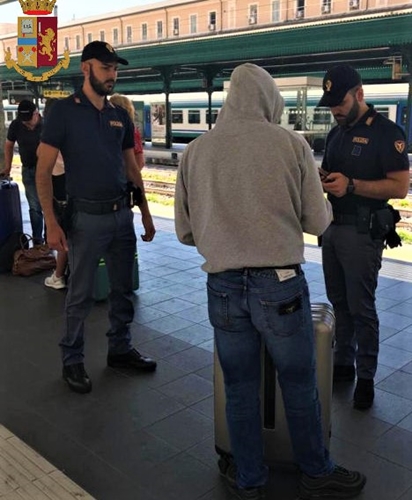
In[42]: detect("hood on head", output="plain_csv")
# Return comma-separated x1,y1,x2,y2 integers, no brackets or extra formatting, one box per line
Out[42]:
219,63,284,124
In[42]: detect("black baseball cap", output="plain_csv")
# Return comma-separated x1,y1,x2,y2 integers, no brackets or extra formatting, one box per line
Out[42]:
81,41,129,66
17,100,37,121
318,65,362,107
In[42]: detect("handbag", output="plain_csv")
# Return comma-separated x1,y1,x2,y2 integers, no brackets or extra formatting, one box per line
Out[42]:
0,232,29,273
12,234,56,277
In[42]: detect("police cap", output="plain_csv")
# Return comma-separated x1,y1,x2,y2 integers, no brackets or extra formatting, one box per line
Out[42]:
318,65,362,107
81,41,129,66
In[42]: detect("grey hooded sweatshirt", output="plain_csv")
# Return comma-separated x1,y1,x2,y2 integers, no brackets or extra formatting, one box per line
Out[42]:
174,63,332,273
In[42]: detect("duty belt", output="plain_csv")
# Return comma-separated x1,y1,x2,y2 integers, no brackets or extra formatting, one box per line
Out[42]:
72,195,128,215
332,213,358,225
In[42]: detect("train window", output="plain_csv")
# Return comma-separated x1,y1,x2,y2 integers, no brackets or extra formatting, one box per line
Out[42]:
288,108,298,125
188,110,200,124
313,107,331,125
206,109,218,124
172,110,183,124
375,106,389,119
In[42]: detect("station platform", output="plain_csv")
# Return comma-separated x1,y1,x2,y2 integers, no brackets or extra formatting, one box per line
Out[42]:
2,200,412,499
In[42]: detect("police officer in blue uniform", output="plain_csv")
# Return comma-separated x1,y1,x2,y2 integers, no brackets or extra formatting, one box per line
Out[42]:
36,41,157,394
318,65,409,409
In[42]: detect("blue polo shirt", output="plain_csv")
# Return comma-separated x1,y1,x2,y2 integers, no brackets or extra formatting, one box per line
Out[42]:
41,90,135,201
322,105,409,215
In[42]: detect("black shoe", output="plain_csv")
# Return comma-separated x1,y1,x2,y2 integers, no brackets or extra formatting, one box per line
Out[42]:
107,348,157,372
353,378,374,410
333,365,355,383
62,363,92,394
218,456,265,499
299,465,366,499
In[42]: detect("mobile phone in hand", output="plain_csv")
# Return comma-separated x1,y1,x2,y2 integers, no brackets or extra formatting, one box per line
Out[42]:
319,168,330,181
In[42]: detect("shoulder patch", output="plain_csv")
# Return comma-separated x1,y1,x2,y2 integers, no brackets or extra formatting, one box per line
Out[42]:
394,140,405,153
352,136,369,145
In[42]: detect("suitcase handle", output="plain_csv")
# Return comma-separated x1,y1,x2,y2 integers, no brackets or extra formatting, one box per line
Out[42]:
0,178,14,188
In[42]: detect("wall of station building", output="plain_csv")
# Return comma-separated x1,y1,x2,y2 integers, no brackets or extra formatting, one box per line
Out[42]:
0,0,408,64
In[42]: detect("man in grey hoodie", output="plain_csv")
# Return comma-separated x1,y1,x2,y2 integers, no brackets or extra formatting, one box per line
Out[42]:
175,63,366,500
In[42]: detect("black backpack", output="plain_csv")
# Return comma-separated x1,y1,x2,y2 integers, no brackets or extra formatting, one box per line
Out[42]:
0,232,29,273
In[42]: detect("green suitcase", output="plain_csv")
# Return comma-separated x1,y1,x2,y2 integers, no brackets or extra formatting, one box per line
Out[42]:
94,253,139,301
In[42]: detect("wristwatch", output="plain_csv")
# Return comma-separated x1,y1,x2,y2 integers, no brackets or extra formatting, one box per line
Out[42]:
346,178,355,195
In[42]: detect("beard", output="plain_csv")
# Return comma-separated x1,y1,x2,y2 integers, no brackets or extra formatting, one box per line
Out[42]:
333,99,360,127
89,65,115,96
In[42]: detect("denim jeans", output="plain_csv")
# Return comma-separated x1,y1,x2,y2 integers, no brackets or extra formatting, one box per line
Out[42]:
22,166,44,243
207,268,334,489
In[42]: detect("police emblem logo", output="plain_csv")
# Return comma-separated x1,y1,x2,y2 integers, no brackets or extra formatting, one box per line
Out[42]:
324,79,332,92
394,140,405,153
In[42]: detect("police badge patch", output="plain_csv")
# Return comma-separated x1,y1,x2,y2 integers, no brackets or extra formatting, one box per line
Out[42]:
394,140,405,153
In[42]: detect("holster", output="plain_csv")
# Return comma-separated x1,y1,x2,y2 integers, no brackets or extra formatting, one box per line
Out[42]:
126,182,143,207
369,204,402,248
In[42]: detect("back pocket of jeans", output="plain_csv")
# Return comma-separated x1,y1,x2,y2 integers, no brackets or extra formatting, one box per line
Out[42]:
259,293,303,337
207,284,229,329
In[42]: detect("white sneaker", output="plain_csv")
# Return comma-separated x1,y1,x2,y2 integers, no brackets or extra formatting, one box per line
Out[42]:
44,271,66,290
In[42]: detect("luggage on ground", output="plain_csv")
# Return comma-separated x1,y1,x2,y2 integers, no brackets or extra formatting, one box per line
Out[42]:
0,180,23,247
0,180,24,273
214,302,335,467
94,253,139,301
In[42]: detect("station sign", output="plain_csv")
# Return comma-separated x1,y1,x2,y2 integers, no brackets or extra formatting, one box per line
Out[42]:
43,89,71,98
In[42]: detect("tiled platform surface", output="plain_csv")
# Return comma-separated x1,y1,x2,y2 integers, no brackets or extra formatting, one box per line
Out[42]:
3,207,412,499
0,424,95,499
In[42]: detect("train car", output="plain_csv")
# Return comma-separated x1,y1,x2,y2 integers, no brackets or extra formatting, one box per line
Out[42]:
138,83,411,152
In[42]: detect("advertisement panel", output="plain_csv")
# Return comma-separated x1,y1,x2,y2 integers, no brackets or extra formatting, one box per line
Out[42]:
150,102,166,145
132,101,145,140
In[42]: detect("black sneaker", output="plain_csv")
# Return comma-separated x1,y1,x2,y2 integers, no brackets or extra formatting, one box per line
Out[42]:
107,348,157,372
218,456,265,499
299,465,366,499
62,363,92,394
353,378,374,410
333,365,355,383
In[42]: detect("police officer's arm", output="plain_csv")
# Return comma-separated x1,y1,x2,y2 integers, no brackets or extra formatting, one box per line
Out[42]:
352,171,409,199
36,142,67,251
322,170,409,199
123,148,156,242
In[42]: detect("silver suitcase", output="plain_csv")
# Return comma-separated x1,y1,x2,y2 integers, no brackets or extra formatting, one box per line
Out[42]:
214,302,335,467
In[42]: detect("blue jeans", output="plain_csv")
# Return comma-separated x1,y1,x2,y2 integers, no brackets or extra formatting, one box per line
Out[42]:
207,268,334,489
22,167,44,243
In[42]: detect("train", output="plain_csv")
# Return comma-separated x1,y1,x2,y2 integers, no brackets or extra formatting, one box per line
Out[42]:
137,83,412,153
3,83,411,155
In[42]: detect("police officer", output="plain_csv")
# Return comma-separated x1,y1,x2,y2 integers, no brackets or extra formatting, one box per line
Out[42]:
318,65,409,409
36,41,156,394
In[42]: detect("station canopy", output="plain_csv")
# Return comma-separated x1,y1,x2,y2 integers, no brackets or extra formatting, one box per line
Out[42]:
0,8,412,96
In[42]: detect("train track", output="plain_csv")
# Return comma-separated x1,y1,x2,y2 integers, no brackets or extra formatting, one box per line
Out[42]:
143,179,412,233
144,180,175,197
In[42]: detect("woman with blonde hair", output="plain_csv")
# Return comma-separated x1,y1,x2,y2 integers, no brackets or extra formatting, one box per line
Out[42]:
109,93,145,171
